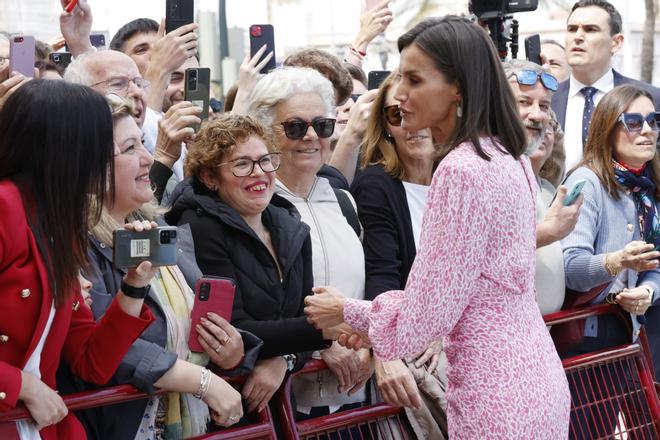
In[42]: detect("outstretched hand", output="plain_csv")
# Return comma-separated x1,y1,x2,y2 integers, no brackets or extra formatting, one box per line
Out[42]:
304,286,347,329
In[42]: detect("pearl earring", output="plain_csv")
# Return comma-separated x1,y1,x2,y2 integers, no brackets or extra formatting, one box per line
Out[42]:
456,101,463,118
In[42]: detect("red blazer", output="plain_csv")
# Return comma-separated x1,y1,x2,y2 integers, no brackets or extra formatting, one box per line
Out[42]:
0,180,154,439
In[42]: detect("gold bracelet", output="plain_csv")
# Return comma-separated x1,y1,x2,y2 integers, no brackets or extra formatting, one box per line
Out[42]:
604,253,620,277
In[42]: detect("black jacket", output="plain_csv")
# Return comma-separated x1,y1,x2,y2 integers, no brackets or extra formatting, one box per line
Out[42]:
351,164,416,300
166,178,326,368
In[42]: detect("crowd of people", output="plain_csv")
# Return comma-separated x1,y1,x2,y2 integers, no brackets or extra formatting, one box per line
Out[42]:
1,0,660,438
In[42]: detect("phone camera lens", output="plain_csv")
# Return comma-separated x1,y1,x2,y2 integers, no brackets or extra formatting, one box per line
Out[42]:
53,55,60,62
160,230,171,244
250,26,262,37
200,283,210,300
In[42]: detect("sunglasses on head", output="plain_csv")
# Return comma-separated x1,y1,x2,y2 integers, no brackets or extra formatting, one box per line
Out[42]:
280,118,336,140
618,112,660,134
383,105,402,127
511,70,558,92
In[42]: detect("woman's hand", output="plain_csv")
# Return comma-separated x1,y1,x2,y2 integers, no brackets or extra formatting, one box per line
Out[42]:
616,286,654,315
0,74,31,110
347,348,374,396
230,46,274,115
412,340,441,374
321,342,362,393
19,372,68,430
203,373,243,427
196,312,244,370
609,241,660,273
374,358,422,409
354,0,393,49
242,357,288,413
304,286,347,329
122,221,159,288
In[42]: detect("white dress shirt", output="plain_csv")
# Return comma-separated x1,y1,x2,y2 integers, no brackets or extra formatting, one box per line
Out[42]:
564,70,614,171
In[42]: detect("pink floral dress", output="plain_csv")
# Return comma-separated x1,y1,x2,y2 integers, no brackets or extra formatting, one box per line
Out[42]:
345,139,570,439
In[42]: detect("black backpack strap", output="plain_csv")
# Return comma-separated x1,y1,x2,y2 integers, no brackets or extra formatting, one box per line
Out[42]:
333,188,361,237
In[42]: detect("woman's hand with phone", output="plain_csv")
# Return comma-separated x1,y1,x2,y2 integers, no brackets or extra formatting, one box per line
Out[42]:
196,313,244,370
121,221,159,288
0,73,31,111
231,45,274,115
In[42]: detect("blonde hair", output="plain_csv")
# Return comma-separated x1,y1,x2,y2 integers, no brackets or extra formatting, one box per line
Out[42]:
90,94,159,247
360,70,415,180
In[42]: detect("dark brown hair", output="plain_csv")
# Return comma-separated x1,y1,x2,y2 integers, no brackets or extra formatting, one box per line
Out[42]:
570,0,622,35
579,84,660,199
0,80,114,304
397,16,527,161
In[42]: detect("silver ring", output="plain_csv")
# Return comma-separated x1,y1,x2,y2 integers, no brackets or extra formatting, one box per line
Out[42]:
214,346,221,353
228,415,239,421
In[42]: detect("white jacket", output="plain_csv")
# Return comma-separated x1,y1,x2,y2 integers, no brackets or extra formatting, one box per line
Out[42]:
275,177,366,414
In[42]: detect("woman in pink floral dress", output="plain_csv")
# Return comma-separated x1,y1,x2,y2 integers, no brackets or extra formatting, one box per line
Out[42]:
305,16,570,439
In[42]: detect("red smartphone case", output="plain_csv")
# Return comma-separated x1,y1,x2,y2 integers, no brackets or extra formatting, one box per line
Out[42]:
188,276,236,353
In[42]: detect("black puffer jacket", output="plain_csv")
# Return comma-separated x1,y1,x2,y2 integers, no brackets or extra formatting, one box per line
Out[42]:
166,178,326,368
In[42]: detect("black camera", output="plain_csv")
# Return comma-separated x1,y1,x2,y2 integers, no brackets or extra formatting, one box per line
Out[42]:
160,229,177,244
187,69,197,91
470,0,538,19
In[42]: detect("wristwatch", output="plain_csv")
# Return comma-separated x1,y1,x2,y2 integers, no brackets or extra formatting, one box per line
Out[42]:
282,354,297,372
120,279,150,299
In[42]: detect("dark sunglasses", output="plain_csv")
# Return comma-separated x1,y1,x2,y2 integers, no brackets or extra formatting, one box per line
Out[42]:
280,118,336,140
383,105,402,127
511,70,558,92
618,112,660,134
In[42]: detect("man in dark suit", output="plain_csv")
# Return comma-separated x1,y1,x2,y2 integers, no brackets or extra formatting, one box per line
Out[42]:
550,0,660,171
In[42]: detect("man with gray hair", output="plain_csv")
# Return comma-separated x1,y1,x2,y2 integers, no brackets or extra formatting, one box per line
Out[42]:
64,50,149,127
503,58,582,315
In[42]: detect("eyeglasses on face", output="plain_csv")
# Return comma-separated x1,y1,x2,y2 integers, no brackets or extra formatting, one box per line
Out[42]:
218,152,281,177
618,112,660,134
280,118,336,140
511,70,558,92
383,105,402,127
91,76,151,94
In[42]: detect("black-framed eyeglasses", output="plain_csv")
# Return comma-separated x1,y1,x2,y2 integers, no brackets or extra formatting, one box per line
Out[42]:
510,70,558,92
383,105,402,127
350,94,362,103
280,118,336,140
618,112,660,134
90,76,151,94
218,152,281,177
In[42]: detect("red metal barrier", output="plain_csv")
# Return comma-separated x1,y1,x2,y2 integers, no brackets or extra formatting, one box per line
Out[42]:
275,359,414,440
0,383,276,439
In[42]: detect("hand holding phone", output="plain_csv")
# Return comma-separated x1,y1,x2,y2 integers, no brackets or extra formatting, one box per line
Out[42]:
9,36,35,78
188,277,237,354
49,52,72,70
166,0,195,34
113,226,179,269
184,67,210,132
249,25,276,74
563,179,586,206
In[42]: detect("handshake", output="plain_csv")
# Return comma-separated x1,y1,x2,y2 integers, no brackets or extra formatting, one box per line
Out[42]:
305,286,371,350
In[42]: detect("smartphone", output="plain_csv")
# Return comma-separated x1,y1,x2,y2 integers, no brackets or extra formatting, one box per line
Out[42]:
113,226,179,269
49,52,72,70
90,32,108,50
249,24,276,74
368,70,390,90
563,179,586,206
188,277,236,353
166,0,195,34
9,35,35,78
525,34,542,66
184,67,210,131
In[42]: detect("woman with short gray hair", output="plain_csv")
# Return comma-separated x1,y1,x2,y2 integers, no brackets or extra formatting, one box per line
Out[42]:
247,67,373,420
